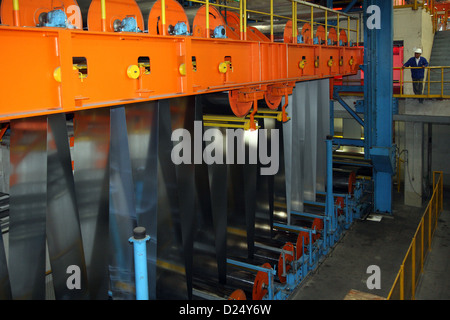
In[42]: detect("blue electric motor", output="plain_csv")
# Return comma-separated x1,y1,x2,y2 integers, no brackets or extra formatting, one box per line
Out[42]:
213,25,227,39
45,9,75,29
120,17,141,32
174,22,189,35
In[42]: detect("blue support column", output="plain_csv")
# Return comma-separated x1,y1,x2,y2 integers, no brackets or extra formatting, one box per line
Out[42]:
325,136,334,246
363,1,394,214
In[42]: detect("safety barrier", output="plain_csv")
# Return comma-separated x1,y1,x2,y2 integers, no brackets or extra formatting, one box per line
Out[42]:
394,66,450,99
167,0,361,45
387,171,444,300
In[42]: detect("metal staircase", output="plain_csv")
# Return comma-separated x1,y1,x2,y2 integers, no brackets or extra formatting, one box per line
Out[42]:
426,30,450,96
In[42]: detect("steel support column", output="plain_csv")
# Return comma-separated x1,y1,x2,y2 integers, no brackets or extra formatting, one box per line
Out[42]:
363,1,394,214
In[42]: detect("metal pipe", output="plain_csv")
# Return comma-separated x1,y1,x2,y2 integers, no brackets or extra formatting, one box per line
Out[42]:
292,0,354,18
129,227,150,300
162,0,167,35
243,0,247,40
206,0,210,38
101,0,106,31
326,136,334,235
13,0,20,26
270,0,274,42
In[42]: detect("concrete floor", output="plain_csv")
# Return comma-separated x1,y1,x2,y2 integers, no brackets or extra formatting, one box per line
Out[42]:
290,188,450,300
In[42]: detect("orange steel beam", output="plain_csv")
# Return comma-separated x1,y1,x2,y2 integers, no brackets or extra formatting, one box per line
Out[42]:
0,26,363,122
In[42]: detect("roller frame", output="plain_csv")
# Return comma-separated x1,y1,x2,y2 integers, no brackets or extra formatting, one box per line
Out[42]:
0,28,362,121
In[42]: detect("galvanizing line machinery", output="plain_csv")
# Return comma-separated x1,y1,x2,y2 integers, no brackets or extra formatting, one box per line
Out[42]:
0,0,383,300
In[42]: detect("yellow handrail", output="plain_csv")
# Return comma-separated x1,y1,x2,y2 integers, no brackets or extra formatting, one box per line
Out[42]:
387,171,444,300
173,0,359,45
394,66,450,99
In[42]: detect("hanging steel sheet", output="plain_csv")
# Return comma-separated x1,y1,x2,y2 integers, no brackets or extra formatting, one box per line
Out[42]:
9,116,47,299
316,79,330,193
124,101,159,299
46,113,89,300
0,229,11,299
156,99,189,299
109,106,138,300
73,109,110,300
303,81,318,202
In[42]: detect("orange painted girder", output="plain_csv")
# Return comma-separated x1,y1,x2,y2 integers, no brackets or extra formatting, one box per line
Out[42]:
0,26,363,122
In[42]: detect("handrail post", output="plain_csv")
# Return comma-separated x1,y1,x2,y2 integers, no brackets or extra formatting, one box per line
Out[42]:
206,0,210,38
400,67,404,96
412,238,416,299
347,16,350,47
239,0,243,40
325,10,328,45
337,13,340,45
311,6,314,44
441,67,444,98
357,19,360,46
270,0,274,42
400,266,404,300
13,0,20,27
427,67,431,96
101,0,106,31
161,0,168,35
244,0,247,40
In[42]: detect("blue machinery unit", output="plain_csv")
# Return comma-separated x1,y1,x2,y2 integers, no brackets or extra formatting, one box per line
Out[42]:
332,0,395,214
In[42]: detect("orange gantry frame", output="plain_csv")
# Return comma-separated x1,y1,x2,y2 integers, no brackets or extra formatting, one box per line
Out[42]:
0,0,363,122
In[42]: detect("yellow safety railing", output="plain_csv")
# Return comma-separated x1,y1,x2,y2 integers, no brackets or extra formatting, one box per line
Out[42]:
394,66,450,99
167,0,360,45
387,171,444,300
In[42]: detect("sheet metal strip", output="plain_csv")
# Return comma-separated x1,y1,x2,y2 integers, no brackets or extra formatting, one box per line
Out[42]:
156,99,188,299
109,106,138,300
46,113,89,299
124,102,159,300
9,116,47,299
304,81,318,201
73,109,110,300
316,79,330,193
0,229,11,299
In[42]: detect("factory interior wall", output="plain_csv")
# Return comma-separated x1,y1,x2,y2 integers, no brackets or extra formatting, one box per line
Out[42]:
394,7,435,95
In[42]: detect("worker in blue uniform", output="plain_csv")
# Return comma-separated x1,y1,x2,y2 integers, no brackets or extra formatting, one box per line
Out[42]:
402,48,429,103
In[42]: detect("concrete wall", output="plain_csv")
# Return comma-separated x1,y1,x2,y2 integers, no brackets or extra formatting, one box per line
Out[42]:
394,7,435,95
432,124,450,187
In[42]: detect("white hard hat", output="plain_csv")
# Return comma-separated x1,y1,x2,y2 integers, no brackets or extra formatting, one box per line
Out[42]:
415,48,422,54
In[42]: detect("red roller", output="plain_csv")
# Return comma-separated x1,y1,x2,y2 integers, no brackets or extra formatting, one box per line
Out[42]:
283,20,300,43
296,230,310,259
277,242,295,284
228,289,246,300
228,90,253,118
312,218,324,242
335,196,345,216
348,171,356,194
252,263,272,300
87,0,144,32
328,27,338,45
315,25,326,45
339,29,348,46
301,23,312,44
148,0,190,36
193,5,238,39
